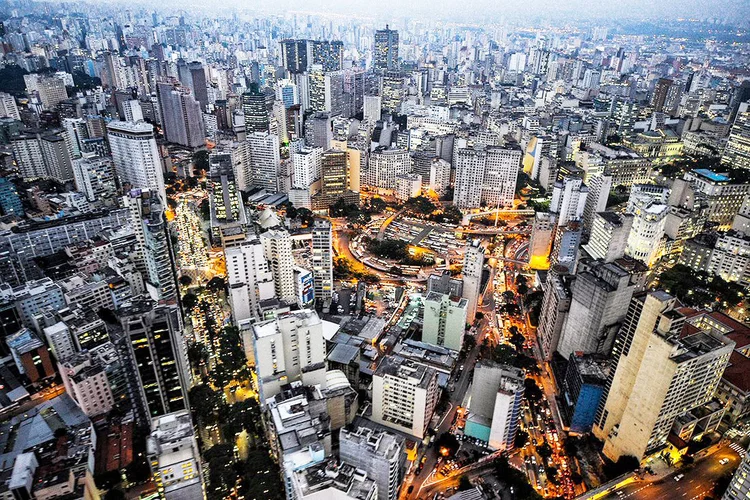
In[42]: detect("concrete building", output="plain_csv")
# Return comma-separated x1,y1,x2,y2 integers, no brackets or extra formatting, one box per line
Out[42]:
147,411,205,500
290,460,378,500
529,212,555,270
374,26,399,71
429,158,452,197
6,328,55,383
583,175,613,232
453,146,521,210
625,194,669,267
594,292,734,461
395,173,422,202
422,291,468,351
671,169,750,231
723,445,750,500
312,219,333,302
461,240,484,323
72,156,118,204
107,120,165,199
550,176,588,227
364,95,382,122
583,212,633,263
371,355,440,439
262,229,297,303
59,353,115,417
251,309,327,404
225,234,275,323
292,146,323,189
556,258,642,359
465,361,524,451
365,148,411,191
157,82,205,148
537,267,573,360
339,426,405,500
247,131,281,192
560,353,608,433
721,111,750,171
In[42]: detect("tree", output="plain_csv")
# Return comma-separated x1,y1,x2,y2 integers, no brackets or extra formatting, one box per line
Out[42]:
0,65,28,95
436,432,460,457
205,444,237,494
189,384,224,424
537,442,553,459
193,150,210,174
104,490,126,500
515,429,529,448
524,379,543,402
492,344,518,365
179,275,193,286
405,195,438,215
182,292,198,310
475,311,485,320
458,476,473,491
188,342,210,367
71,71,102,91
518,283,529,295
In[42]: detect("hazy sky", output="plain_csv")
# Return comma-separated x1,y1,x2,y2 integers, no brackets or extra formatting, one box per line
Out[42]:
125,0,749,23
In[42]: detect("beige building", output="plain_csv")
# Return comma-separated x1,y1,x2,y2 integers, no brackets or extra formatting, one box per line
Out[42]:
594,291,734,461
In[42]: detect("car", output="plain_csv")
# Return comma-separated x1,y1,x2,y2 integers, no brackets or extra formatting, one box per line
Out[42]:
407,485,414,494
616,491,624,497
674,474,684,481
720,458,730,465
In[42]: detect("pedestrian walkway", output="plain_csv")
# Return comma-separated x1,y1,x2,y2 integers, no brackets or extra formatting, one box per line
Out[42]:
729,442,747,458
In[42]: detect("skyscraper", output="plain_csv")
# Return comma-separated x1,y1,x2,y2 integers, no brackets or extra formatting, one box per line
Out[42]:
242,87,270,133
723,444,750,499
188,61,208,110
247,131,280,192
280,39,309,73
261,229,296,303
594,292,734,461
119,299,191,423
453,146,521,209
462,240,484,323
225,235,275,323
374,26,399,72
157,81,205,148
339,427,405,500
312,219,333,302
107,120,165,199
422,292,468,351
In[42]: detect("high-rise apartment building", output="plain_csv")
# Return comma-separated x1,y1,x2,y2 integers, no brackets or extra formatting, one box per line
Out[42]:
247,131,280,192
722,111,750,171
292,146,322,188
225,235,275,323
251,309,327,404
312,219,333,302
583,212,633,263
723,445,750,500
465,361,524,451
537,268,573,359
371,355,439,439
157,81,205,148
107,120,165,199
594,292,734,461
261,229,296,303
242,87,270,133
453,146,521,210
280,39,309,73
72,156,118,203
374,26,399,71
550,175,588,227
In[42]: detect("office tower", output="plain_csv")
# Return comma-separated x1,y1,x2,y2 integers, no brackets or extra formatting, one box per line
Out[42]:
225,235,275,323
411,151,435,186
584,212,633,262
537,267,573,359
72,156,117,203
625,194,669,267
380,74,405,112
556,259,641,359
429,158,452,197
651,78,673,112
277,80,300,108
550,176,588,226
364,95,382,122
422,291,468,351
187,61,208,109
251,309,327,403
311,40,344,71
242,87,269,133
119,299,191,421
261,229,296,303
462,240,484,323
560,353,608,434
312,148,360,211
147,411,205,500
207,151,247,243
529,212,555,270
280,39,309,73
0,177,23,216
305,112,333,149
312,219,333,301
722,112,750,171
465,361,524,451
371,355,439,439
292,146,322,188
107,120,165,199
594,292,734,461
247,131,280,192
453,146,521,209
157,82,205,148
306,70,345,115
374,26,399,71
582,174,612,232
6,329,55,383
339,427,405,500
122,189,177,302
0,92,20,120
122,99,143,122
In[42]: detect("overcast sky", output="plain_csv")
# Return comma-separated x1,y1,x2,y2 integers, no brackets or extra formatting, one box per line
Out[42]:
131,0,748,23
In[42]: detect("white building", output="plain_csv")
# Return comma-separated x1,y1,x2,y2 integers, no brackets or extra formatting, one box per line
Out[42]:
583,212,633,263
422,292,468,351
371,355,440,439
261,229,297,303
225,235,276,323
312,220,333,301
0,92,20,120
364,95,382,123
107,120,165,200
625,194,669,267
550,176,588,226
429,158,451,197
252,309,327,404
461,240,484,323
59,353,115,417
395,173,422,202
292,146,323,189
247,131,281,192
147,411,205,500
365,148,411,191
453,146,521,209
72,156,118,203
